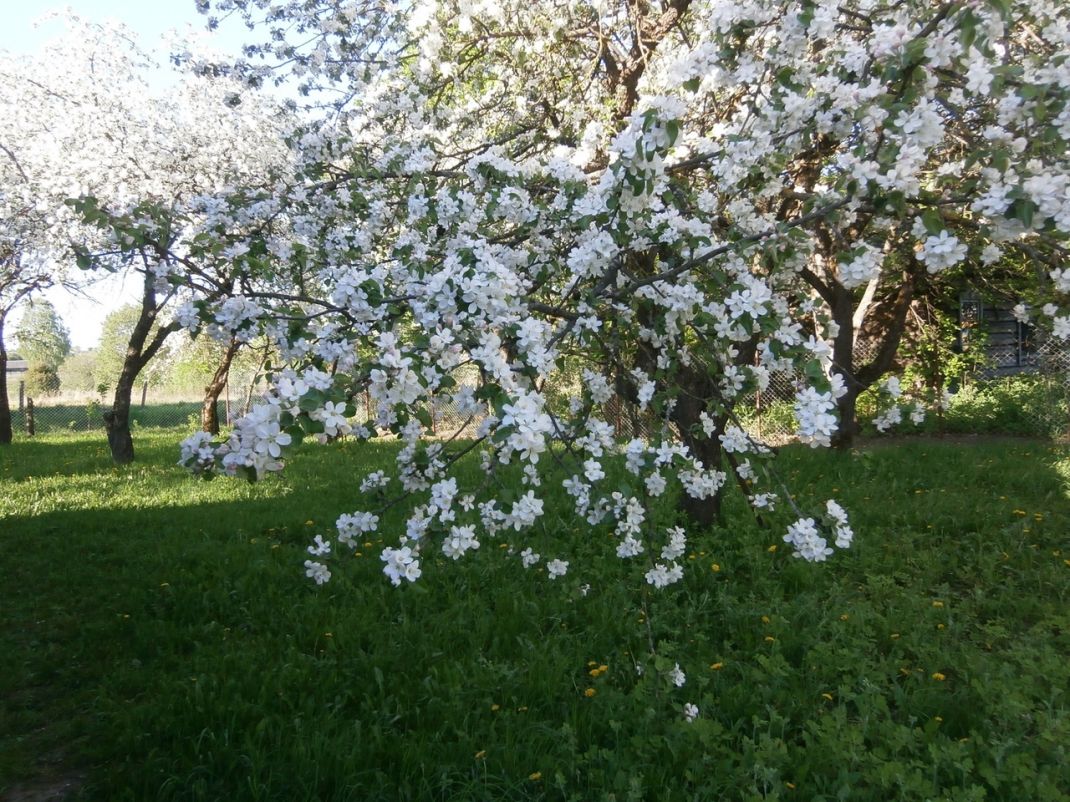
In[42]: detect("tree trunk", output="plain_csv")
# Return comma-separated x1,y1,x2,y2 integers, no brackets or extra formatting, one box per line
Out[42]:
829,285,861,450
104,271,180,464
104,355,139,464
830,379,861,450
0,317,11,445
828,272,916,450
669,366,727,526
202,337,240,434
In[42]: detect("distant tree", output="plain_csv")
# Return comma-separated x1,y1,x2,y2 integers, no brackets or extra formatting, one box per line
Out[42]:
5,15,289,463
14,299,71,372
25,363,60,397
58,349,98,396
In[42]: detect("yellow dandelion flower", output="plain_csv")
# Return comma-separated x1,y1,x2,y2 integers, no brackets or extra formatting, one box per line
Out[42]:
821,693,833,701
767,544,778,553
764,636,776,642
584,688,597,698
474,750,487,760
937,623,946,630
710,662,724,670
529,772,542,781
932,600,944,608
839,614,849,621
761,615,771,624
932,672,947,681
490,704,500,712
890,633,900,639
711,563,721,572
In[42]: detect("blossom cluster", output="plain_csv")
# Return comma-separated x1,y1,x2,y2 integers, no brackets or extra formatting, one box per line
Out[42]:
152,0,1070,596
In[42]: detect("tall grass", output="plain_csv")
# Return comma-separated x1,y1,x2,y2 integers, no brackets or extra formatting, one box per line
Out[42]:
1,430,1068,800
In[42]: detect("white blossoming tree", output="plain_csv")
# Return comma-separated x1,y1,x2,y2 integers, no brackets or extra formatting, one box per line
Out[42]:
1,14,290,461
107,0,1070,588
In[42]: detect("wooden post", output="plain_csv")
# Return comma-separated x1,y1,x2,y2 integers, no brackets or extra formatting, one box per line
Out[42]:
141,381,148,408
225,381,231,427
26,398,35,436
18,380,24,412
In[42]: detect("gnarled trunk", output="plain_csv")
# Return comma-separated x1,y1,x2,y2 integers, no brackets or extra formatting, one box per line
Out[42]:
104,377,135,463
827,271,916,450
104,271,179,464
202,337,240,434
670,375,726,526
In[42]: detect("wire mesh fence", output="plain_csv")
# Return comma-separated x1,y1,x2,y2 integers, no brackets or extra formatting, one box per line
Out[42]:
6,337,1068,444
5,378,262,438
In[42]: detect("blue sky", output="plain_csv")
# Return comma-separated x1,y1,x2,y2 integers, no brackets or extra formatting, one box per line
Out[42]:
0,0,250,57
4,2,255,349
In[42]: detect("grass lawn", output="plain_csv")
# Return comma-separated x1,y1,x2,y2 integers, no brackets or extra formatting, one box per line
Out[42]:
1,430,1068,801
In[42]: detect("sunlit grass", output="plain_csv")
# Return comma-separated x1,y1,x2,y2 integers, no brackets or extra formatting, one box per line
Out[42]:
1,430,1068,801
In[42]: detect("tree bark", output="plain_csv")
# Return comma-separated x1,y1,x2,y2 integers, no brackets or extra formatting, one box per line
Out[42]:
0,317,11,445
828,272,916,450
202,337,240,434
103,271,180,464
829,284,862,450
669,367,726,526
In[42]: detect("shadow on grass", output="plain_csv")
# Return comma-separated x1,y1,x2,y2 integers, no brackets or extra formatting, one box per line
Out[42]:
2,435,1069,801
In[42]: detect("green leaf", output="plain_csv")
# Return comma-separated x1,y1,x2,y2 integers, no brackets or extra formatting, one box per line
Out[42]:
298,389,326,412
665,119,680,147
921,209,944,235
1009,198,1036,228
415,407,433,429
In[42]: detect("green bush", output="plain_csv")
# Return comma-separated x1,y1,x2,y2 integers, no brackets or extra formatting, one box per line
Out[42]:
939,374,1070,438
25,363,61,397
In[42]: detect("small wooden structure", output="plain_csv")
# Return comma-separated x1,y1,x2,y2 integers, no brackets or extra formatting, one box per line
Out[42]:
959,292,1038,376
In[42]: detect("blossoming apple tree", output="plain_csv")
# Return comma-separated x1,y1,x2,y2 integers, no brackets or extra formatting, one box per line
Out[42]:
0,14,290,460
150,0,1070,595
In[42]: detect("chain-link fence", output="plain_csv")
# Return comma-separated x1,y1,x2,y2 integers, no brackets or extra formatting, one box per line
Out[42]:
5,379,261,438
7,339,1068,443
